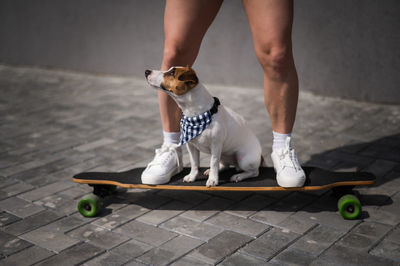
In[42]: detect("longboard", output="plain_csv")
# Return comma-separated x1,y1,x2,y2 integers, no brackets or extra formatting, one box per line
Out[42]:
73,166,376,219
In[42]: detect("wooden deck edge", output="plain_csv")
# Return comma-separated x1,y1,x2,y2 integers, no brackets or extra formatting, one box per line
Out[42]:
72,178,376,191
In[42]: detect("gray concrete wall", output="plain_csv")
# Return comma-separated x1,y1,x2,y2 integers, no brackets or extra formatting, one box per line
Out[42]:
0,0,399,104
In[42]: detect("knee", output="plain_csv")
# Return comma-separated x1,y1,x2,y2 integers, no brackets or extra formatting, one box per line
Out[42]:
162,44,195,68
163,46,180,66
255,44,294,79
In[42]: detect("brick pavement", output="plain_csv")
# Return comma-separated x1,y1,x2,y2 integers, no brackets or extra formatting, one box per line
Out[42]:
0,64,399,265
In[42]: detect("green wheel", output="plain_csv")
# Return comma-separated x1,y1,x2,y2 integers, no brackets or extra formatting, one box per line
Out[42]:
78,193,102,217
338,194,361,220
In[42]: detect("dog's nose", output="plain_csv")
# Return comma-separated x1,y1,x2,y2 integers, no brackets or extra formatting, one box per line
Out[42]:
145,70,151,78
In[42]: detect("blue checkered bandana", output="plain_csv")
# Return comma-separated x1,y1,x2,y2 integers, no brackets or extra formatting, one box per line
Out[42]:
179,97,220,146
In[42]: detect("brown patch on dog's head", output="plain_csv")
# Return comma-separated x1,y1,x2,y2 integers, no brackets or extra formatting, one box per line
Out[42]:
161,66,198,96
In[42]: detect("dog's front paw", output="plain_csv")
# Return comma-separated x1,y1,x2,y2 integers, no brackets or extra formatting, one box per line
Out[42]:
206,177,218,187
183,173,198,182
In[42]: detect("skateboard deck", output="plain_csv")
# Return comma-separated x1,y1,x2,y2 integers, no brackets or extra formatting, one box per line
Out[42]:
73,167,376,219
73,166,375,191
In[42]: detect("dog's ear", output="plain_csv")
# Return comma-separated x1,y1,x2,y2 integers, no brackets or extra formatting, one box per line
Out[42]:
178,68,198,84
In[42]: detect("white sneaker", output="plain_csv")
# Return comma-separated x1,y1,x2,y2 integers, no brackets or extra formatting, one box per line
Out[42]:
271,137,306,188
141,143,183,185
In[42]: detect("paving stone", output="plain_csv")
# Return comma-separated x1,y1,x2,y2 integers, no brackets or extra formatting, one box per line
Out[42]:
0,197,45,218
379,192,400,214
20,225,81,253
137,235,204,266
35,242,104,266
0,182,35,197
249,192,317,227
290,225,345,257
113,220,177,246
110,239,153,260
0,245,54,266
362,159,398,178
11,157,86,184
2,156,62,178
270,248,316,266
277,215,317,234
92,204,150,230
0,211,20,227
250,202,300,226
34,194,76,216
136,200,191,226
102,198,129,213
85,251,131,266
220,252,269,266
326,150,374,168
205,212,269,237
0,191,9,201
67,224,130,250
241,227,300,261
181,196,233,222
189,230,252,265
224,194,275,218
57,185,91,199
360,143,400,163
170,255,213,266
357,187,394,203
291,206,361,233
0,177,18,189
370,239,400,262
19,181,75,202
386,226,400,244
0,231,32,257
160,216,224,241
21,173,60,187
38,213,92,233
73,138,116,152
4,210,61,236
362,206,400,226
336,233,378,252
351,221,392,239
311,245,397,266
124,260,147,266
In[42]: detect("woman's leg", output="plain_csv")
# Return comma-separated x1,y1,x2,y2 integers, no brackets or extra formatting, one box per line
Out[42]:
242,0,297,134
159,0,223,132
142,0,223,185
242,0,305,187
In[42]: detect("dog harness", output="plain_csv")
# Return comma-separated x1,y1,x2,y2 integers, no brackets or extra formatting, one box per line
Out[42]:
179,97,220,146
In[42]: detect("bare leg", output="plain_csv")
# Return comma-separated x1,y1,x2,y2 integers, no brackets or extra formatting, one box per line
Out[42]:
159,0,223,132
242,0,298,134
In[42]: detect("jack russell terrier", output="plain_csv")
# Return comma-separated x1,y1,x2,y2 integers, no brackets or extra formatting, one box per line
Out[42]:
145,66,263,187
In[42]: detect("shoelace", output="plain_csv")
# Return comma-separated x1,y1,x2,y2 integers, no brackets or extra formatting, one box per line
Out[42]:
148,145,180,168
279,147,301,172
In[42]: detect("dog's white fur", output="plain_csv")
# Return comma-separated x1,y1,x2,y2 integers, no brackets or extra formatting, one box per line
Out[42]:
146,66,263,187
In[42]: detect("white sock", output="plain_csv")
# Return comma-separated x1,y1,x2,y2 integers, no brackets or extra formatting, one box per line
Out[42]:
163,131,180,145
272,131,292,151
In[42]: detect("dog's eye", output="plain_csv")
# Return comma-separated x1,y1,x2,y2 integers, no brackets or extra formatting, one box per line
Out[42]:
168,68,175,76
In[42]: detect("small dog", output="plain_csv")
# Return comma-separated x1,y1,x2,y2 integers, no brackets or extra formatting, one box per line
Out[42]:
145,66,263,187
